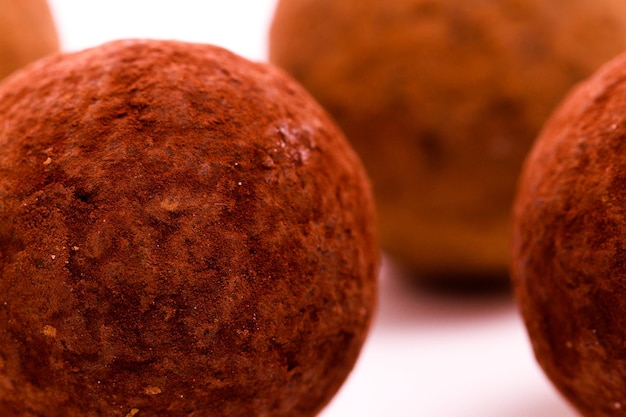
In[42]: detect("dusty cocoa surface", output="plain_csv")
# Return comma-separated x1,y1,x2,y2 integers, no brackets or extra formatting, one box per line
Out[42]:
0,39,379,417
269,0,626,282
512,51,626,416
0,0,59,81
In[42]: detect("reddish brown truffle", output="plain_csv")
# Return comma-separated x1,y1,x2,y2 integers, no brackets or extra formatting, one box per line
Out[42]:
269,0,626,283
0,39,379,417
0,0,59,80
511,51,626,416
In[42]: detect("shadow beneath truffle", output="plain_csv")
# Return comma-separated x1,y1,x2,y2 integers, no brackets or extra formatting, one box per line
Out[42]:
413,270,512,296
373,255,516,331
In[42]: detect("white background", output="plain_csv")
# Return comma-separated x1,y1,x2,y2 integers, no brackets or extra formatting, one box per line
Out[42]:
45,1,578,416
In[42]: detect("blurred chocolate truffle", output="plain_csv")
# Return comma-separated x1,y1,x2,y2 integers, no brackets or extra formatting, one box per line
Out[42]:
269,0,626,282
512,51,626,416
0,0,59,80
0,39,378,417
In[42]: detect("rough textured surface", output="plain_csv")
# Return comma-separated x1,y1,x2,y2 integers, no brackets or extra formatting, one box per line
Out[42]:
0,39,379,417
512,51,626,416
0,0,59,81
269,0,626,282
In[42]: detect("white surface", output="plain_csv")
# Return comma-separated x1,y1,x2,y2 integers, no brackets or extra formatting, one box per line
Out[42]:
45,1,579,416
48,0,276,61
320,260,576,417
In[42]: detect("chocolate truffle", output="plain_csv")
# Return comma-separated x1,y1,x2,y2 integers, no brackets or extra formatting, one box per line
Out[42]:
0,39,379,417
269,0,626,282
512,51,626,416
0,0,59,80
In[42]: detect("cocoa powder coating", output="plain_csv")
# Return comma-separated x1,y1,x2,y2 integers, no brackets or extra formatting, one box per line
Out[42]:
0,39,379,417
269,0,626,282
512,51,626,416
0,0,59,80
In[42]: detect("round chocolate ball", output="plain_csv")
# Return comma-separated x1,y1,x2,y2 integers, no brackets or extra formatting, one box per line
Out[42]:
0,39,379,417
0,0,59,80
512,51,626,415
269,0,626,282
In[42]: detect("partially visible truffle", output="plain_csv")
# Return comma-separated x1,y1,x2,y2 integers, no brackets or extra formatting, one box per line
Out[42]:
0,40,379,417
512,51,626,416
269,0,626,283
0,0,59,80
